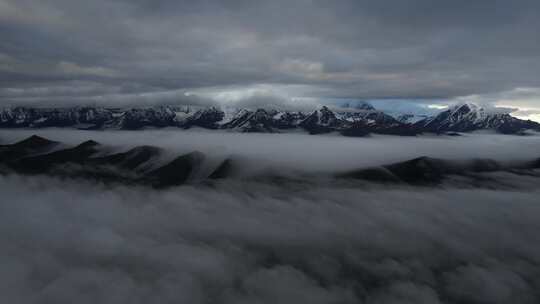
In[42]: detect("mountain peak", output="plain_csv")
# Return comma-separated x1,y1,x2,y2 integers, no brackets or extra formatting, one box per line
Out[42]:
77,140,100,148
450,102,483,115
14,135,56,148
1,104,538,135
416,102,540,133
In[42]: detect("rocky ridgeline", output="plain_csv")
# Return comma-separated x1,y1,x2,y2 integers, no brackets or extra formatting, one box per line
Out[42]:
1,103,539,135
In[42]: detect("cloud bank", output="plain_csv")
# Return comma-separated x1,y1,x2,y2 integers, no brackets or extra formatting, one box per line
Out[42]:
1,130,540,173
1,173,540,303
1,130,540,303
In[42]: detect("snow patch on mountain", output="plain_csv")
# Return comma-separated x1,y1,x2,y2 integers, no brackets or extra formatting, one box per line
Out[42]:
1,102,539,135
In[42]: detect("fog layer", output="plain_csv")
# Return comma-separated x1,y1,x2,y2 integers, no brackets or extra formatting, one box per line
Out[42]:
1,129,539,172
2,130,540,303
1,174,540,304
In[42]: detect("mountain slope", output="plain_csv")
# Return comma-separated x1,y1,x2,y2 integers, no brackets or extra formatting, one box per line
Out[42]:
180,107,225,129
0,135,60,161
299,106,342,134
0,107,114,129
1,103,538,135
414,103,540,134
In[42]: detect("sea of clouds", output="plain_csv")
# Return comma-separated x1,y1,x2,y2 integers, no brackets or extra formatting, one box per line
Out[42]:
1,130,540,303
2,174,540,303
1,129,540,172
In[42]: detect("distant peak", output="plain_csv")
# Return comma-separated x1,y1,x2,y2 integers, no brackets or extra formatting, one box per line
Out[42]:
450,102,476,111
14,135,57,148
77,140,100,148
27,135,49,142
448,102,509,117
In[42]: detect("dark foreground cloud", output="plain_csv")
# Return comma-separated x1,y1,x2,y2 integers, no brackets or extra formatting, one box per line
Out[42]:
1,174,540,303
1,0,540,108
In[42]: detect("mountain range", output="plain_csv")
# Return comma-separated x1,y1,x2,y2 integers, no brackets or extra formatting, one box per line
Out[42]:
1,102,539,135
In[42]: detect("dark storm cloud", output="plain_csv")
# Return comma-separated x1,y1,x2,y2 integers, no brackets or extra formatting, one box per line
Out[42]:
1,0,540,106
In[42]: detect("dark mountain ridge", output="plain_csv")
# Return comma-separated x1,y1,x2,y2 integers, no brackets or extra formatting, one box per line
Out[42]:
1,102,539,135
1,135,540,188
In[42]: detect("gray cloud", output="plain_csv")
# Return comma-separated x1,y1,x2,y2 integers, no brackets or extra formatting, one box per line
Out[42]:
1,0,540,108
1,131,540,303
1,172,540,303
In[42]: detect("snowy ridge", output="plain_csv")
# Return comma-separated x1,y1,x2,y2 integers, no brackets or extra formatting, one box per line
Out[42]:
414,103,540,134
396,114,430,124
1,102,539,135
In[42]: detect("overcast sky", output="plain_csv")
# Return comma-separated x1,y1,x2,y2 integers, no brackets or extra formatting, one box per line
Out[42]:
0,0,539,119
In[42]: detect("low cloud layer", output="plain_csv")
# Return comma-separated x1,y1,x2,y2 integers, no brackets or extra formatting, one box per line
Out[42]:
1,130,540,173
1,173,540,303
1,131,540,303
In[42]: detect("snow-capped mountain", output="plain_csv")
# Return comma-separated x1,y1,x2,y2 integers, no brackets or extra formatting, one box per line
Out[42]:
1,102,538,135
396,114,430,124
414,103,540,134
221,109,277,132
0,107,114,129
180,107,225,129
119,106,178,129
335,106,420,136
337,109,399,125
220,108,307,132
271,111,307,129
299,106,342,134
